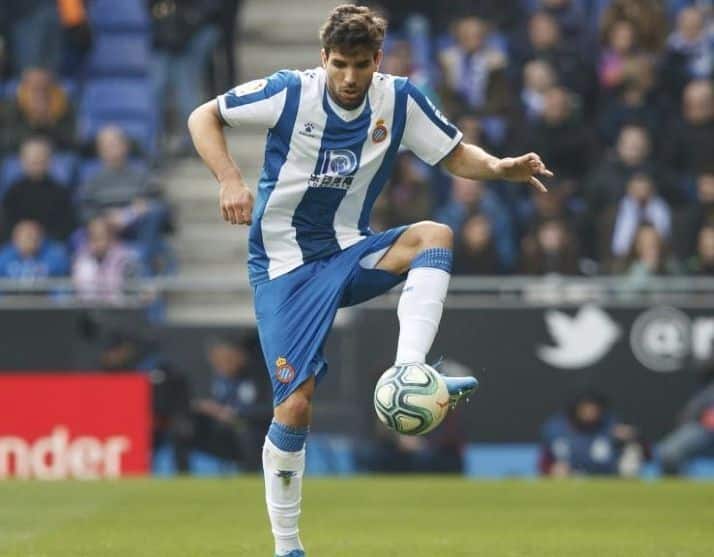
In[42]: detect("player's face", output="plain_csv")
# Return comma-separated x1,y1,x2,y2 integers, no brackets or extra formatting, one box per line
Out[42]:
321,48,382,110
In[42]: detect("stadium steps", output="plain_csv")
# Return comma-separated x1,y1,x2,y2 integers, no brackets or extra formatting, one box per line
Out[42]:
161,0,334,324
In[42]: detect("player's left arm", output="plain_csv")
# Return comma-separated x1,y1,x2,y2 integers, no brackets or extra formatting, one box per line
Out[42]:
441,142,553,193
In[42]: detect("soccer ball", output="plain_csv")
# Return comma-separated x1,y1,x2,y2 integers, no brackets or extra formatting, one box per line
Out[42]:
373,363,450,435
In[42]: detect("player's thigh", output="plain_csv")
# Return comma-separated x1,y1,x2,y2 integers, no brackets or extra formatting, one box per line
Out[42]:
375,220,453,275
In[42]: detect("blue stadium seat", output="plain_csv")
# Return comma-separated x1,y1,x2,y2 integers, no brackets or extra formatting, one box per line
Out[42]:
0,152,78,197
81,78,153,118
464,444,539,478
88,32,150,77
88,0,150,31
305,434,357,476
78,158,149,186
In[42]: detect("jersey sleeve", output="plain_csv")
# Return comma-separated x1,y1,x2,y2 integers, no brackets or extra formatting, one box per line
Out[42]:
401,81,463,166
216,70,294,128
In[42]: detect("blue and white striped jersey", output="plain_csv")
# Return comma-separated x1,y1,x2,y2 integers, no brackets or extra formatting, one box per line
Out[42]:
217,67,463,285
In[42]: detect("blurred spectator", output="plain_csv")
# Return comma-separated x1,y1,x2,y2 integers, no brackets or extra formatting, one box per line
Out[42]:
658,367,714,475
0,67,76,154
586,125,669,212
689,224,714,275
521,218,579,275
662,80,714,178
190,336,272,471
530,0,588,41
616,223,678,283
540,391,645,477
149,0,221,155
520,59,558,122
666,7,714,82
7,1,62,73
438,16,511,117
72,216,142,302
78,125,171,270
378,152,432,228
2,137,76,241
513,11,589,97
598,18,640,94
677,173,714,260
600,0,667,54
0,220,69,279
611,174,671,258
381,39,438,102
435,176,515,270
597,56,660,146
97,329,193,473
452,214,500,274
524,86,593,181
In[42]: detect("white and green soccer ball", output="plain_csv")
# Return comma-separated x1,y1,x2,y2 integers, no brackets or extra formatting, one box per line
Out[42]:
373,363,450,436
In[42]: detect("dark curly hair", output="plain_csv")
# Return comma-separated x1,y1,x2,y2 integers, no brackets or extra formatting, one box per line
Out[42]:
319,4,387,55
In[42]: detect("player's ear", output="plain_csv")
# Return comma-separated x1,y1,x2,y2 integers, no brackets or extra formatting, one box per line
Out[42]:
320,48,328,68
374,49,383,70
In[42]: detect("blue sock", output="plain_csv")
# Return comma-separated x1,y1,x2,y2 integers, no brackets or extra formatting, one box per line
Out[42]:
411,247,453,273
267,420,309,452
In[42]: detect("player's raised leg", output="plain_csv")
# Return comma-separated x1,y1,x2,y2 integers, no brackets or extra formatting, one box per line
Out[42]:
376,221,478,404
263,377,314,557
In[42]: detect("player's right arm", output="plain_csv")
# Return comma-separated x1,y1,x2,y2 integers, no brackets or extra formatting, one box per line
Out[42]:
188,101,253,225
188,71,293,225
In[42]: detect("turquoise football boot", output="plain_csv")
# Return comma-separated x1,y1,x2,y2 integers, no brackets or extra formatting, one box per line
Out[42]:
429,357,479,409
442,375,479,409
276,551,305,557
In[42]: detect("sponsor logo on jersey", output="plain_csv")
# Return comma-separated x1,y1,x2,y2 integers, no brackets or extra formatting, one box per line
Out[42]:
372,119,388,143
308,149,358,190
275,356,295,384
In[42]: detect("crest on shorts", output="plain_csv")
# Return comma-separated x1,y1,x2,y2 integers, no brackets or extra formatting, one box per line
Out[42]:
275,356,295,384
372,119,388,143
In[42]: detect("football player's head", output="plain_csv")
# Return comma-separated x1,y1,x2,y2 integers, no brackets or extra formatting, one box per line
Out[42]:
320,4,386,109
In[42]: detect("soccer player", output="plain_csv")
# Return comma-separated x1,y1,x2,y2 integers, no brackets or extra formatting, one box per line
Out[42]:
188,6,552,556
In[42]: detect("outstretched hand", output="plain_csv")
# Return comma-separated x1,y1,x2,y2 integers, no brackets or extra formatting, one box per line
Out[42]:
495,152,553,193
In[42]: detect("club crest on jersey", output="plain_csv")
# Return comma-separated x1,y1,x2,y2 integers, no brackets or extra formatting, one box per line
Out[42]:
275,356,295,384
372,119,388,143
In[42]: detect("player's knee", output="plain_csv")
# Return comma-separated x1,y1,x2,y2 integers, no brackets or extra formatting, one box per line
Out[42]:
415,221,453,250
277,391,312,423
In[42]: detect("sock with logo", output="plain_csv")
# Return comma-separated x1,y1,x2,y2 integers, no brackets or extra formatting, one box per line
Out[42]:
263,420,308,556
395,248,453,364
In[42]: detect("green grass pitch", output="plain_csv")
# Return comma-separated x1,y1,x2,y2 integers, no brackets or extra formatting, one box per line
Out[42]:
0,477,712,556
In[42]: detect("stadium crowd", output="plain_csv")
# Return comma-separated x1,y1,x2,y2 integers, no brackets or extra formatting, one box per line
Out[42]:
0,0,712,303
0,0,241,308
371,0,713,278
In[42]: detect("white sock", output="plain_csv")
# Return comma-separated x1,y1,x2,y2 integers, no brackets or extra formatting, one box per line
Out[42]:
263,438,305,555
395,266,451,364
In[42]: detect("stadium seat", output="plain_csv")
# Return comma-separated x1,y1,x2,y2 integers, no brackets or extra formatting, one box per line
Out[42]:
464,444,539,478
0,152,78,196
88,32,150,77
88,0,150,32
80,78,153,119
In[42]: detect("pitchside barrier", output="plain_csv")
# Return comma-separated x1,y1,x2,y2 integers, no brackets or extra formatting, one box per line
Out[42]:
1,278,714,478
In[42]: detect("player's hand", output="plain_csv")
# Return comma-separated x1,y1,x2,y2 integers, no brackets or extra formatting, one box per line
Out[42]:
219,179,254,225
494,152,553,193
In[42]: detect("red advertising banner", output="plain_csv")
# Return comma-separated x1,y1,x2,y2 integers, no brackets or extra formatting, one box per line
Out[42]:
0,374,151,479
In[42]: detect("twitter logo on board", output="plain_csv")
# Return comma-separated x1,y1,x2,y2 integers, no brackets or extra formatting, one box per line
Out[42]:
538,305,621,369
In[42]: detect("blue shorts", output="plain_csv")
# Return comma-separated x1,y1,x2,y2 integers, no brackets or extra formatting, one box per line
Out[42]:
254,227,407,405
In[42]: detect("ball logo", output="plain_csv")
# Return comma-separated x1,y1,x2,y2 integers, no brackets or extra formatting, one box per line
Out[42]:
372,119,388,143
630,307,691,372
275,356,295,384
322,149,358,176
